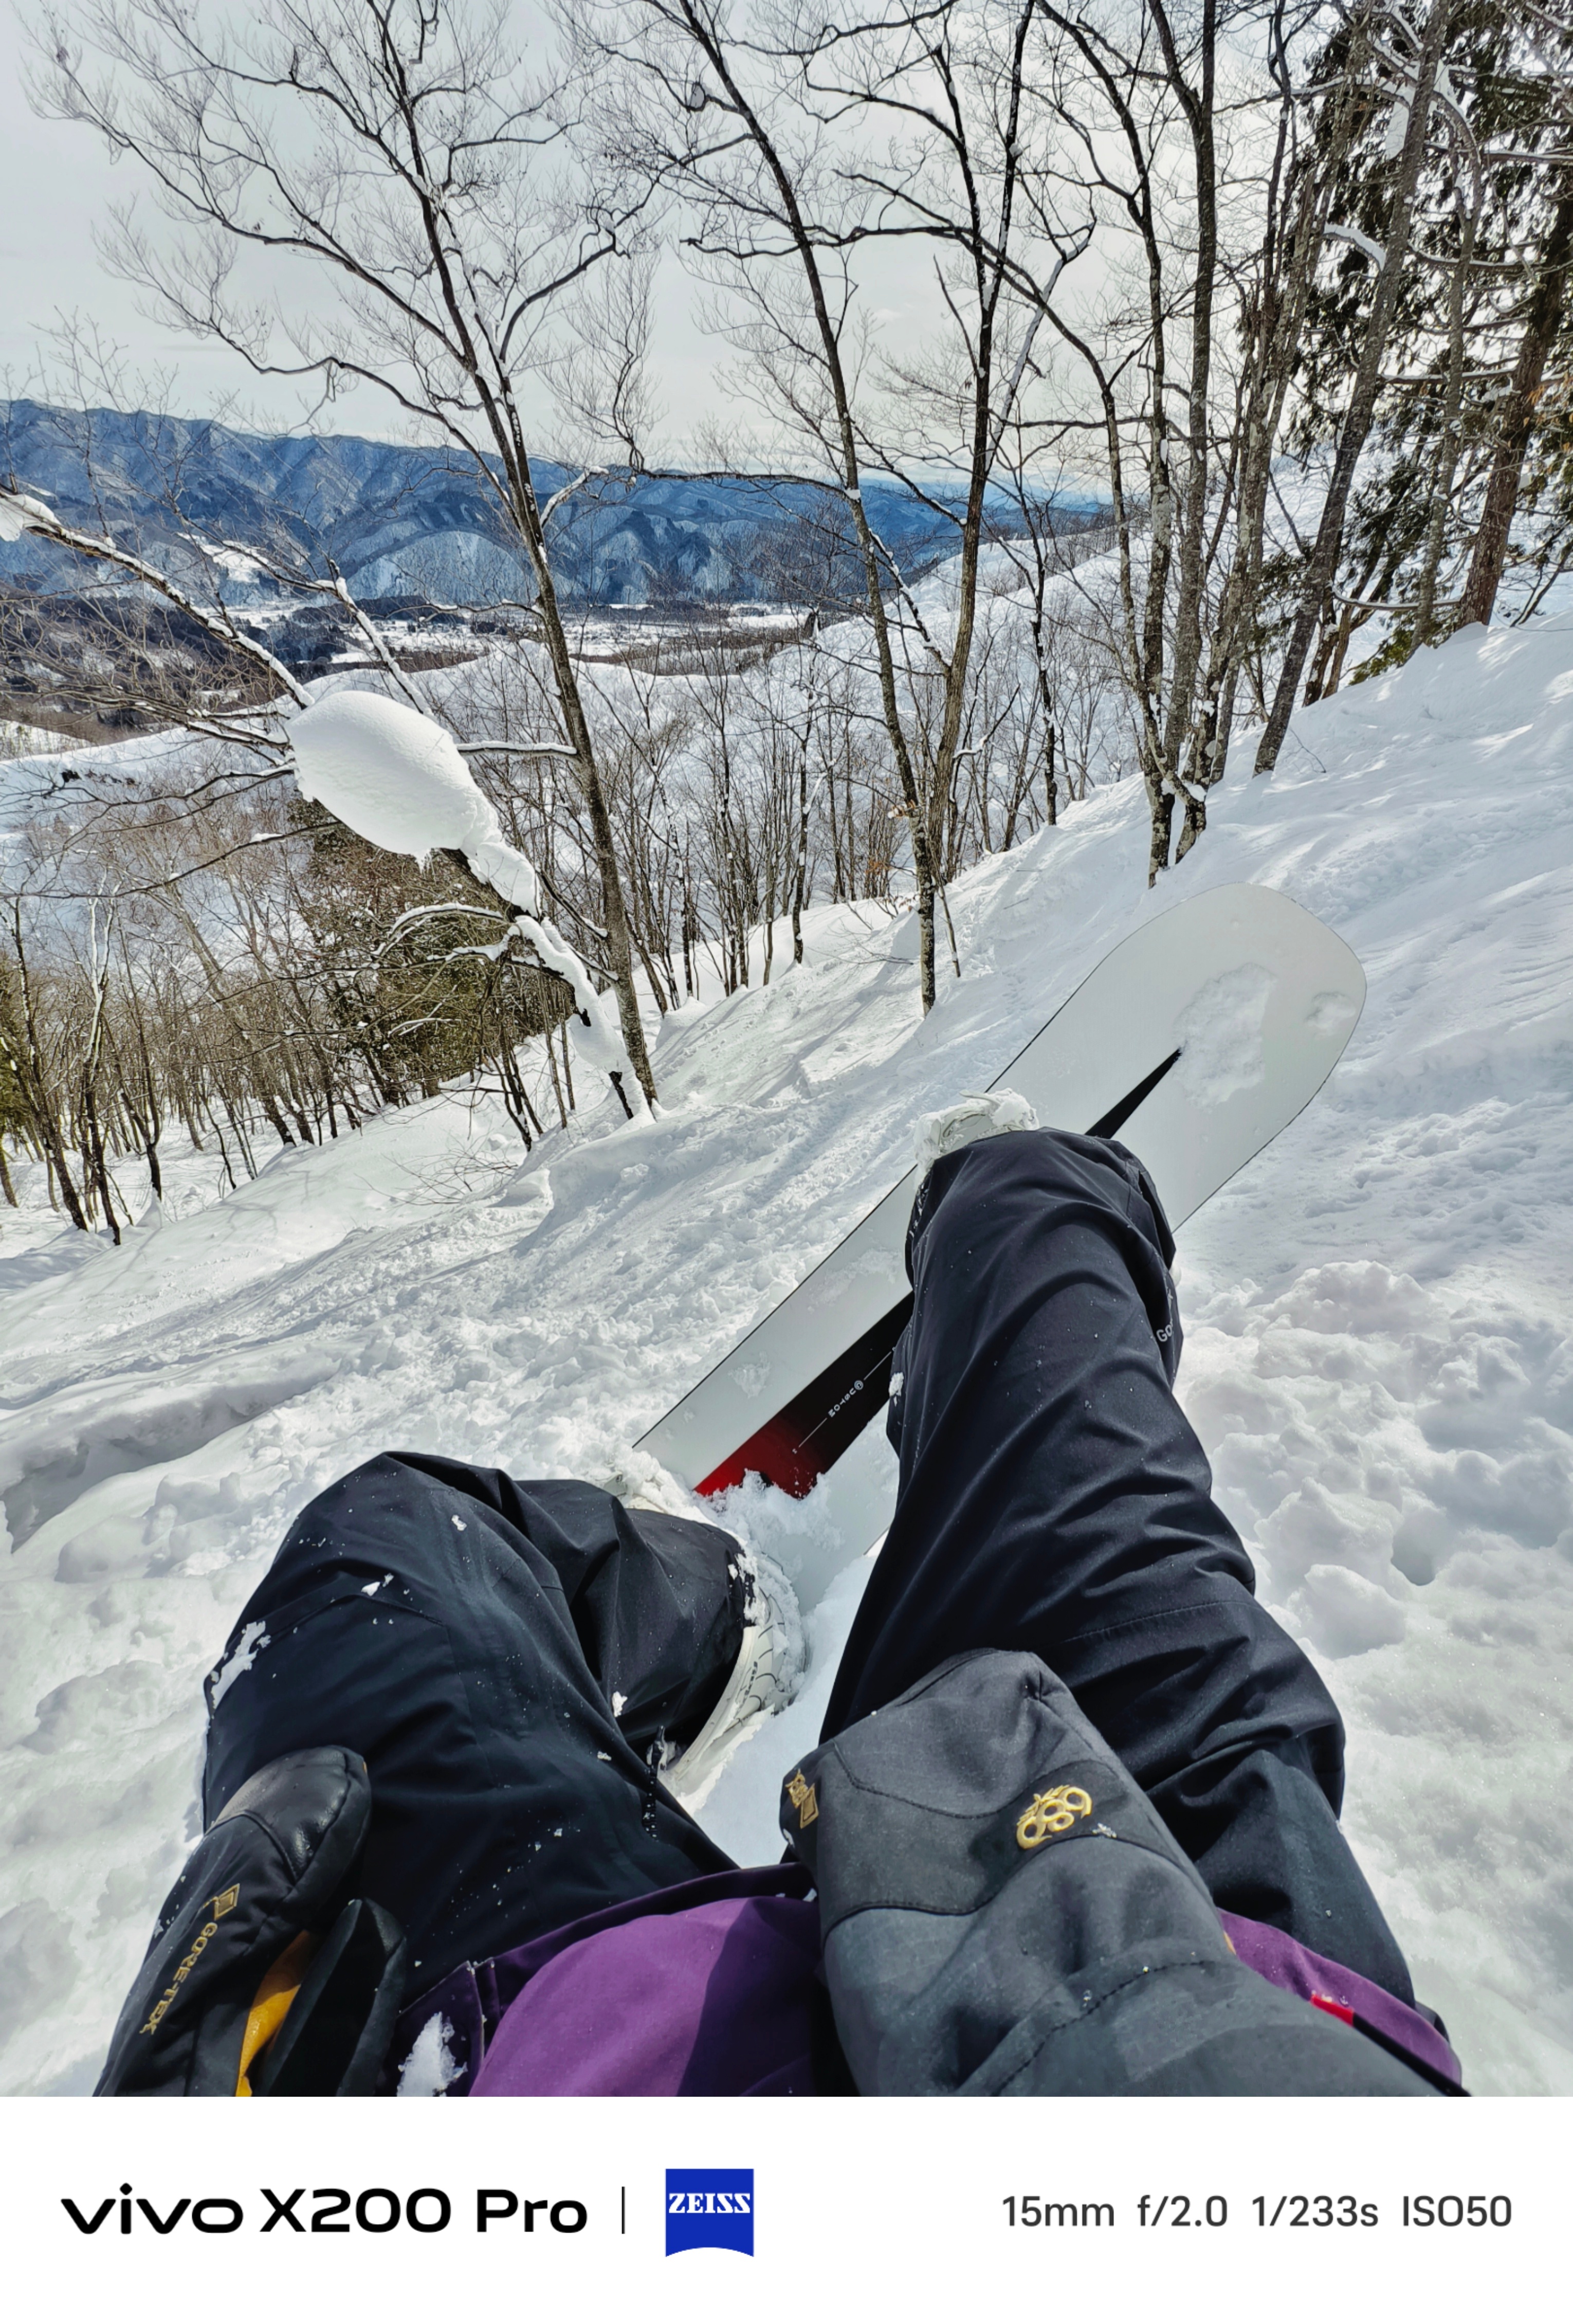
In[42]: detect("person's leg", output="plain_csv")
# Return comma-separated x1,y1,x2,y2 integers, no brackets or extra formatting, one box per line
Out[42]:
822,1129,1414,2003
203,1451,743,1988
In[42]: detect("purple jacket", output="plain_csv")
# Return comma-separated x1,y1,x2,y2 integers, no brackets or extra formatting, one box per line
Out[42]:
391,1868,1461,2097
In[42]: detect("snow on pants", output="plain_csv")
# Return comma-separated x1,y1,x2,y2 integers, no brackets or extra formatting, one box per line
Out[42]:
203,1461,742,1990
822,1128,1415,2004
205,1126,1413,2005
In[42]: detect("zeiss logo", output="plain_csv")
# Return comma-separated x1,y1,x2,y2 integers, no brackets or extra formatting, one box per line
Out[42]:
665,2169,754,2257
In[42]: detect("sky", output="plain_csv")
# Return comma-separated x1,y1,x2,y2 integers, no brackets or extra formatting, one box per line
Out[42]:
0,60,301,425
0,24,766,449
0,19,1084,485
0,41,942,462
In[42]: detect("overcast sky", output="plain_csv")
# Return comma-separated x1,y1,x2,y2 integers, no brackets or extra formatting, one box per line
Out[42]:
0,53,747,448
0,61,293,423
0,24,1092,501
0,46,944,462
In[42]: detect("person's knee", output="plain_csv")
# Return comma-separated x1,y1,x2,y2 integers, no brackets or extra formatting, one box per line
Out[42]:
920,1125,1124,1225
283,1449,444,1530
910,1126,1170,1286
254,1450,481,1619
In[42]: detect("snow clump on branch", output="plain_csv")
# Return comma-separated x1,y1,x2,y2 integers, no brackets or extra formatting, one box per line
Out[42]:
291,689,499,866
289,690,644,1112
0,487,56,541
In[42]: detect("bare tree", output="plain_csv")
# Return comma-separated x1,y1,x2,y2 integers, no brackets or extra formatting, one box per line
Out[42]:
590,0,1084,1003
1007,0,1315,875
32,0,661,1099
1255,0,1453,770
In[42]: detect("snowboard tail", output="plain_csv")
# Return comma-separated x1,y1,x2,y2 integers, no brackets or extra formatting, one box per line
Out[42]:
641,884,1366,1508
697,1295,914,1498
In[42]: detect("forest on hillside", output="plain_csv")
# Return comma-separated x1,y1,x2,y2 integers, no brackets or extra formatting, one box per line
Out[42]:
4,0,1571,1229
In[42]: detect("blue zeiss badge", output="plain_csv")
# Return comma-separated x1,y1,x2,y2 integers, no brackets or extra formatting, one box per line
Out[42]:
665,2169,755,2256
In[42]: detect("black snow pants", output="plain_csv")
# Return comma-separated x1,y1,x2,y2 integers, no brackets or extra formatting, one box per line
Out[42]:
205,1128,1413,2007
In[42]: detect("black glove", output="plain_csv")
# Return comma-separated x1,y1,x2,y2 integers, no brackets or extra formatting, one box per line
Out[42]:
96,1746,405,2097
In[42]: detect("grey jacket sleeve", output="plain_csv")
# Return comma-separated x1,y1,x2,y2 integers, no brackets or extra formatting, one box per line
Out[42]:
780,1650,1435,2096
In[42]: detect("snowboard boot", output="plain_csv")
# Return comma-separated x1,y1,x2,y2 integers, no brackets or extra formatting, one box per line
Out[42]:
913,1087,1039,1184
661,1542,805,1812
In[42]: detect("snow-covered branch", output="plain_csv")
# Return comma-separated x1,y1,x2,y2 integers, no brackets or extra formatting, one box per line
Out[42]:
374,901,512,964
455,739,582,759
1326,223,1388,269
289,691,646,1118
0,486,310,711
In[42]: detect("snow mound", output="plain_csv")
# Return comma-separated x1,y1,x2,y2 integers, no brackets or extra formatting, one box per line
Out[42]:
1174,963,1275,1105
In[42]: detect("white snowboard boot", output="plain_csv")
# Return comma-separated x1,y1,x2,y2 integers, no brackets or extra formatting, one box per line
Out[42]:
913,1087,1040,1182
661,1541,804,1813
617,1463,806,1812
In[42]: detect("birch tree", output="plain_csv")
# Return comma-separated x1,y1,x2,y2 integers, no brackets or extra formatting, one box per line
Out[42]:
587,0,1084,1003
33,0,661,1099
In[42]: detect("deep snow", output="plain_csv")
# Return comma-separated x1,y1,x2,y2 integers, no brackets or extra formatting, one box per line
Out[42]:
3,614,1572,2095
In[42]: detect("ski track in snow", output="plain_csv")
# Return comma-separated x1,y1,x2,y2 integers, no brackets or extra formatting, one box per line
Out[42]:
4,619,1573,2094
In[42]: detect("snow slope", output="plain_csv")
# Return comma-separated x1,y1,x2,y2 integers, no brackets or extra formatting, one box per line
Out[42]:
3,615,1572,2095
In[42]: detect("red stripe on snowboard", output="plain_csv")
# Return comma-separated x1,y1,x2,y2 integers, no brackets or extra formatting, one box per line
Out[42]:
697,1297,913,1499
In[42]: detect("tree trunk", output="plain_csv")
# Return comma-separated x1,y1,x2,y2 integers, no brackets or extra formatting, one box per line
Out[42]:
10,913,89,1232
514,519,659,1106
39,1111,88,1230
1188,61,1357,802
1255,0,1450,773
1414,172,1481,647
1457,183,1573,630
1154,0,1218,778
682,886,698,1000
1148,787,1176,887
82,1075,120,1245
792,728,810,966
546,1027,569,1129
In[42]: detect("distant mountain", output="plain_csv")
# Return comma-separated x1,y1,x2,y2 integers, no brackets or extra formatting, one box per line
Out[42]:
0,401,1091,607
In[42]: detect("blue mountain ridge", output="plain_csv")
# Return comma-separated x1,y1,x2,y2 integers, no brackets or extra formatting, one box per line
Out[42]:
0,401,1091,607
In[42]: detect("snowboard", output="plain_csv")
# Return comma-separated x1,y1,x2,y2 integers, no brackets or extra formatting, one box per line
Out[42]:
637,883,1364,1521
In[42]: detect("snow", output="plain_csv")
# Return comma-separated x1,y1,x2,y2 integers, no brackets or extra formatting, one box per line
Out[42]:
395,2011,461,2096
4,615,1573,2093
1325,222,1388,270
0,488,54,543
289,686,639,1096
207,1620,269,1708
1,719,85,762
290,689,511,874
1174,964,1276,1106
